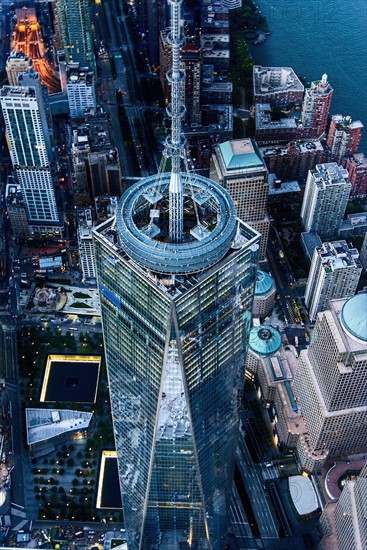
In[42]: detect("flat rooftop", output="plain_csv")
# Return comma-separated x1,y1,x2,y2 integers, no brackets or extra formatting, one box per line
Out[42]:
260,139,326,157
253,65,304,96
268,174,301,194
255,104,298,130
312,163,350,186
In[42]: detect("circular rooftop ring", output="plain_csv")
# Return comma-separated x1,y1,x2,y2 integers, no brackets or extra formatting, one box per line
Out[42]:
116,173,237,275
340,293,367,343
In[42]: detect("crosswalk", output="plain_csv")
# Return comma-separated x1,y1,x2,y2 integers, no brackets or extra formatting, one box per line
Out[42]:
259,462,280,481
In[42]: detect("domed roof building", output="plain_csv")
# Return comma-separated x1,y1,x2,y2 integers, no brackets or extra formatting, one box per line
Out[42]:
252,270,276,318
340,292,367,343
248,325,282,357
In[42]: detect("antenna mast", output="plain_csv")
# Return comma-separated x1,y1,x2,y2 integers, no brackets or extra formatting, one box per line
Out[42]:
165,0,186,243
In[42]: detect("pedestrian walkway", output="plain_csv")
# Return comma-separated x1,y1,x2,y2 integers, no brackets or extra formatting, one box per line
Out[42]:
11,504,26,518
13,518,28,530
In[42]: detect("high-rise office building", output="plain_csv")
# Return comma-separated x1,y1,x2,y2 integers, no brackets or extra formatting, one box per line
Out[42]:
245,327,329,473
210,138,270,260
87,149,122,198
305,240,362,322
319,461,367,549
0,82,59,227
300,163,351,239
56,0,94,68
93,1,259,546
301,74,333,139
294,293,367,457
334,462,367,550
326,114,363,164
16,70,54,162
252,270,276,318
66,63,96,119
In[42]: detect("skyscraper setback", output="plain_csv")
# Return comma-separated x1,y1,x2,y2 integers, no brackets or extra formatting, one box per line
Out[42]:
93,0,259,546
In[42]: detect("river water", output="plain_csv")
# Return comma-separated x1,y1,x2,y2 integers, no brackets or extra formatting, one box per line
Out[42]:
248,0,367,153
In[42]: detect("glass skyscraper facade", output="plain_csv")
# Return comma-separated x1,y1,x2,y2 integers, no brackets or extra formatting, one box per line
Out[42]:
0,83,58,225
93,173,260,549
57,0,94,68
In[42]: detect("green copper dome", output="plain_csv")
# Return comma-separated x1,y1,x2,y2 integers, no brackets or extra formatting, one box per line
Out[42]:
341,293,367,343
255,270,273,296
249,325,282,357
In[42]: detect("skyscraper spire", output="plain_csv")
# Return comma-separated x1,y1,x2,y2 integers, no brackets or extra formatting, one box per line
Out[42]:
165,0,186,243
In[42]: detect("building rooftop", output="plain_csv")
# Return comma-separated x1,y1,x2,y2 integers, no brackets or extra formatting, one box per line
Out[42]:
255,270,273,296
288,475,319,516
249,325,282,357
26,408,93,445
312,163,350,186
184,104,233,135
0,85,37,99
253,66,304,96
66,63,94,85
316,240,361,272
348,152,367,167
110,172,244,275
268,173,301,194
339,212,367,234
341,293,367,343
71,115,114,153
200,34,230,57
260,139,327,158
202,81,233,92
255,103,298,131
331,114,364,130
5,182,24,206
218,139,264,170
